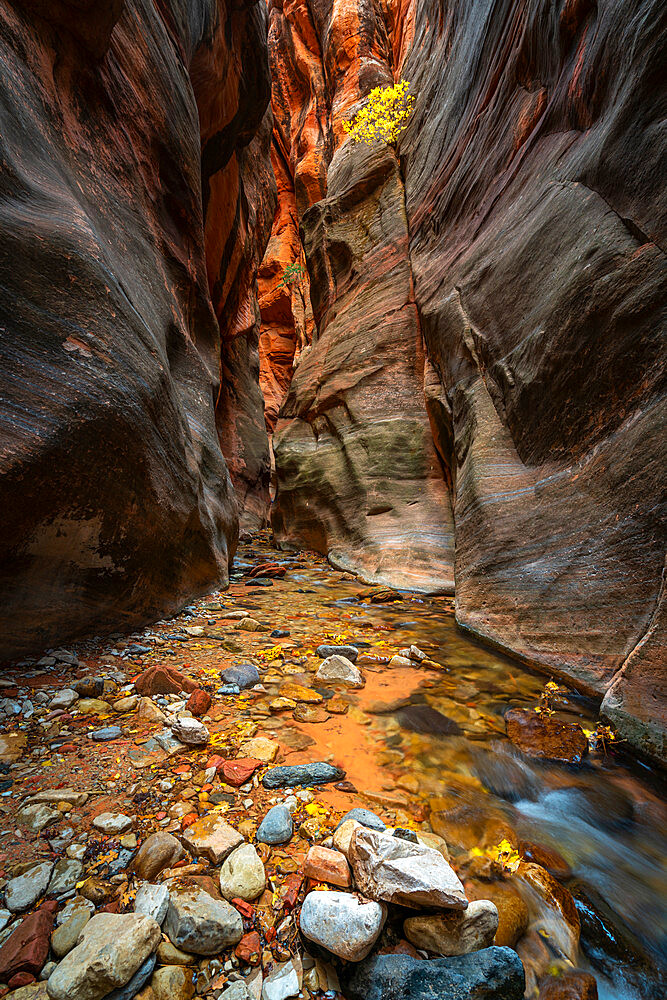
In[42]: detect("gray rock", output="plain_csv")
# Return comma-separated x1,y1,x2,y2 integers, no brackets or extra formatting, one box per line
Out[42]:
257,805,293,845
349,827,467,910
221,664,260,689
220,983,252,1000
219,844,266,902
261,960,301,1000
92,812,133,835
105,953,157,1000
56,895,95,926
404,899,499,955
300,889,386,962
48,858,84,896
316,645,359,662
340,947,525,1000
134,882,170,924
41,961,58,980
19,803,61,832
6,861,53,912
262,762,345,789
315,655,363,688
164,886,243,955
90,726,123,741
153,729,186,753
170,717,209,746
46,911,161,1000
335,808,386,832
49,689,79,710
52,908,91,958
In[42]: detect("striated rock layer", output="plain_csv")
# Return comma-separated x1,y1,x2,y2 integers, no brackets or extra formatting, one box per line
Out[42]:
0,0,274,657
262,0,666,759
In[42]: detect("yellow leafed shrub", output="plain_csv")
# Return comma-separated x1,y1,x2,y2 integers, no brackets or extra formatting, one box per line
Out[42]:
343,79,415,145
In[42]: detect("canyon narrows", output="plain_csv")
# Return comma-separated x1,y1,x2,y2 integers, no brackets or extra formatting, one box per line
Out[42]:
0,2,665,1000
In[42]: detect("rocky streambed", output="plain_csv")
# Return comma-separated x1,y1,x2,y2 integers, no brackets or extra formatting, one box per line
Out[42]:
0,533,665,1000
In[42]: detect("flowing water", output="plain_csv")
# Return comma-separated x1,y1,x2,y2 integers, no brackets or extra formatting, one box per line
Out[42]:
231,535,667,999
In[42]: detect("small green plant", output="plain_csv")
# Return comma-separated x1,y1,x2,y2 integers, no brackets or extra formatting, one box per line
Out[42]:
343,79,415,145
276,261,305,291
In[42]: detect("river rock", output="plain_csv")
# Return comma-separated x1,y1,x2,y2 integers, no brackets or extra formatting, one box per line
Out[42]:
304,846,351,887
91,726,123,741
349,827,467,909
221,664,260,689
315,655,363,687
335,808,386,832
261,959,300,1000
163,887,243,954
46,912,161,1000
300,889,385,961
466,881,529,948
396,704,462,736
113,695,138,713
135,668,196,697
72,678,104,699
51,909,91,958
181,814,244,864
339,946,525,1000
238,736,278,763
92,812,133,835
6,863,53,913
170,717,209,746
316,645,359,662
505,709,588,765
333,819,363,857
516,863,580,962
262,762,345,789
150,964,195,1000
404,899,499,955
0,902,57,979
222,758,262,787
257,804,293,845
56,897,95,927
19,804,61,833
49,689,79,710
136,698,167,723
156,940,196,965
219,844,266,901
186,689,211,717
76,698,112,715
538,969,599,1000
28,789,89,809
132,833,185,881
104,954,156,1000
134,883,170,924
48,859,84,896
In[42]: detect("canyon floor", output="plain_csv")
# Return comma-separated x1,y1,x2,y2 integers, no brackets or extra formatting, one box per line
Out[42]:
0,533,665,1000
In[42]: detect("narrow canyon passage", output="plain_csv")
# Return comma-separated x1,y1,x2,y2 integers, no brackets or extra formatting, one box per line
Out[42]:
0,0,664,999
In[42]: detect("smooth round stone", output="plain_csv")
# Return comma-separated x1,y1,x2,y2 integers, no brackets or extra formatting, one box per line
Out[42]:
335,808,386,832
221,664,260,689
262,762,345,789
316,645,359,662
92,812,134,835
90,726,123,741
256,804,293,845
51,909,91,958
151,964,195,1000
219,844,266,901
5,862,53,912
299,890,386,961
132,832,185,881
404,899,499,955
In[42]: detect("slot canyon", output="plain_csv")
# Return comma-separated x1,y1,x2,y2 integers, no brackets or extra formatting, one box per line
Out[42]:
0,2,664,1000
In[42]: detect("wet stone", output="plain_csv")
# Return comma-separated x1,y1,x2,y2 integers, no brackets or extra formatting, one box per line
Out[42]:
300,890,386,962
6,862,53,913
505,709,588,766
104,954,156,1000
218,844,266,901
92,812,133,835
396,704,462,736
257,804,293,845
134,883,170,925
335,808,386,832
19,804,61,833
221,664,260,689
164,887,243,955
170,717,209,746
262,762,345,789
132,833,185,881
181,814,244,864
90,726,123,741
316,645,359,662
404,899,499,956
48,858,84,896
51,909,91,958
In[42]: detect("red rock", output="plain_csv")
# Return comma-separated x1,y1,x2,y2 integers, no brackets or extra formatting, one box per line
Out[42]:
187,689,212,717
520,840,572,880
156,811,166,821
505,709,589,765
8,973,35,989
0,901,57,978
221,759,262,787
181,812,199,830
304,845,352,887
135,668,196,697
235,930,262,965
247,563,286,579
206,755,226,772
280,873,304,912
231,898,255,919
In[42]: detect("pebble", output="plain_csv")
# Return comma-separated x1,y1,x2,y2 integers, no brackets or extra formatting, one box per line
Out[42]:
304,846,352,887
46,912,161,1000
92,812,134,835
164,887,243,955
349,827,468,909
56,896,95,927
77,698,112,715
156,940,196,965
219,844,266,901
136,698,167,723
48,858,84,896
238,737,278,763
49,690,79,710
261,959,301,1000
221,664,261,689
315,655,363,688
18,804,61,833
299,890,386,962
132,832,185,881
335,808,386,832
90,726,123,741
150,964,195,1000
6,862,53,913
257,804,293,845
181,814,244,864
113,696,138,713
170,717,209,746
404,899,499,955
51,909,91,958
134,883,170,925
262,762,345,789
316,645,359,662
